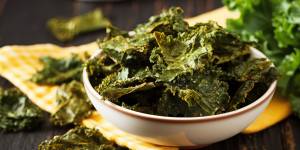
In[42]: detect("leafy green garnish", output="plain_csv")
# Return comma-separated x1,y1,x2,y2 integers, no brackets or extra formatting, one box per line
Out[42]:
48,9,111,42
277,49,300,95
224,0,300,117
272,0,300,48
50,81,93,126
38,126,128,150
31,54,84,85
0,87,43,132
87,7,277,117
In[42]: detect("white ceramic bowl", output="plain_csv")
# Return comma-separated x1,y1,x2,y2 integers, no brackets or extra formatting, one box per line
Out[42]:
83,47,277,147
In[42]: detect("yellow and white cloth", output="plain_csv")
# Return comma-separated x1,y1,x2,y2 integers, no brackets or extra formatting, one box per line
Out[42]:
0,7,292,150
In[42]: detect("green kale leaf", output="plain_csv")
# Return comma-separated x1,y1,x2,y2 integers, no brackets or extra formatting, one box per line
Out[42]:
156,90,188,117
133,7,188,35
229,58,272,82
167,69,230,116
48,9,111,42
85,53,120,86
224,0,300,117
226,58,276,110
224,0,286,65
288,73,300,118
273,0,300,48
277,50,300,95
0,87,43,132
38,126,128,150
290,94,300,118
31,54,84,85
50,81,93,126
96,68,156,101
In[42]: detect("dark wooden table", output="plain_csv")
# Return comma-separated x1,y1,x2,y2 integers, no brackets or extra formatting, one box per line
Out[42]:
0,0,299,150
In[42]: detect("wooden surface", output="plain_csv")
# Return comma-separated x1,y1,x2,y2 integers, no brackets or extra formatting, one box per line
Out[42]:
0,0,299,150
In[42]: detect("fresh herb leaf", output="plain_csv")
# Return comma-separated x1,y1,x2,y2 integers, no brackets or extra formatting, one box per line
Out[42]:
288,73,300,117
277,50,300,95
224,0,300,117
273,0,300,48
290,94,300,118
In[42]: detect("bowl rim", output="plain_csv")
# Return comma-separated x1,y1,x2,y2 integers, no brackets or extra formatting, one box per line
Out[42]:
83,48,277,123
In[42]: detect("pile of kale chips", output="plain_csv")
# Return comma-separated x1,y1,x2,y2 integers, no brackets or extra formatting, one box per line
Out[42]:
224,0,300,117
87,7,277,117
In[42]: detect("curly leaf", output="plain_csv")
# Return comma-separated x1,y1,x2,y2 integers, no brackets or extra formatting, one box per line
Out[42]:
0,87,43,132
31,54,84,85
277,50,300,95
38,126,128,150
51,81,93,126
48,9,110,42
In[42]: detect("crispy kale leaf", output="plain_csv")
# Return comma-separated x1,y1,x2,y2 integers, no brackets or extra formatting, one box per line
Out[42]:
50,81,93,126
156,90,188,117
165,70,230,116
88,7,277,117
31,54,84,85
0,87,43,132
99,35,153,67
226,58,276,110
48,9,111,42
133,7,188,35
85,53,120,86
38,126,128,150
224,0,300,117
96,68,156,101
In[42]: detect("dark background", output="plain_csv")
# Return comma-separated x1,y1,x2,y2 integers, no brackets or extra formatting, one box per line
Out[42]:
0,0,299,150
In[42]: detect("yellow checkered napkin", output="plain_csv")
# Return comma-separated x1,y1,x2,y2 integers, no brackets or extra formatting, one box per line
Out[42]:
0,43,177,150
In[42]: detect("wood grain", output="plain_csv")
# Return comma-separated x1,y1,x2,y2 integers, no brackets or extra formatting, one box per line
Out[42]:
0,0,299,150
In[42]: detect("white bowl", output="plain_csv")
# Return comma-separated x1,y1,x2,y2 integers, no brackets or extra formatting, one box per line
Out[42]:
83,47,277,147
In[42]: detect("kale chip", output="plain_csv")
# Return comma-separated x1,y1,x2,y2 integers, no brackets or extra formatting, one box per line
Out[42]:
38,126,128,150
31,54,84,85
0,87,43,132
50,81,93,126
48,9,111,42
